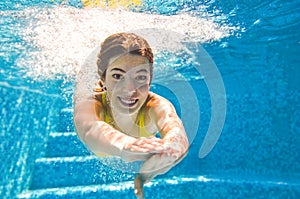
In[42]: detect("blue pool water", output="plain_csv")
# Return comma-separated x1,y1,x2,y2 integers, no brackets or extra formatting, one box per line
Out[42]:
1,0,299,198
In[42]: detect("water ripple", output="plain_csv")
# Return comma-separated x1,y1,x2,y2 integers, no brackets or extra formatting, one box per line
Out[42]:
2,5,236,80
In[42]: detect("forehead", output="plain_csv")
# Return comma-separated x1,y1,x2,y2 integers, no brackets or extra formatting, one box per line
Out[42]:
108,54,150,72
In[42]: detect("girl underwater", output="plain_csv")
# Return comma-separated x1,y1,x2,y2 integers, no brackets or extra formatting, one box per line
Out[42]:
74,32,189,198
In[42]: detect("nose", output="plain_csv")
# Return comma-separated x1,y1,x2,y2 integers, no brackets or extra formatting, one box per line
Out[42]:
122,78,137,95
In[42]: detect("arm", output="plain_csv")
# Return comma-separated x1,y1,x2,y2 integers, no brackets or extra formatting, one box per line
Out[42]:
74,96,165,162
134,94,189,198
149,94,189,160
74,98,135,157
139,94,189,173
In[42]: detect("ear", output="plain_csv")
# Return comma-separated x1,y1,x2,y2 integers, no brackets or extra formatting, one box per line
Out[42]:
94,80,106,92
97,79,104,88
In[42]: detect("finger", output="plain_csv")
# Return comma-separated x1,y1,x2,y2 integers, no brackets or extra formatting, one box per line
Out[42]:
139,142,164,152
134,138,164,148
130,145,152,152
148,136,165,143
130,140,164,153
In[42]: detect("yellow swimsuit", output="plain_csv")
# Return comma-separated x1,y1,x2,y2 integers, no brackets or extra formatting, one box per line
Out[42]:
101,92,152,138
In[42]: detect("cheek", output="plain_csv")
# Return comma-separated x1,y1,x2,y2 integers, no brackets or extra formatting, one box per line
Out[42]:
105,81,115,99
105,76,117,91
137,84,150,94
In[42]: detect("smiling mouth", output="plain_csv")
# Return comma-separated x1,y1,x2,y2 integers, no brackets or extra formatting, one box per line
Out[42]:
118,97,138,107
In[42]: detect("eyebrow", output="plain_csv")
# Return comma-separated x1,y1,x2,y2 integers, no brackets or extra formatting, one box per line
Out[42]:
110,68,149,73
110,68,126,73
136,69,149,73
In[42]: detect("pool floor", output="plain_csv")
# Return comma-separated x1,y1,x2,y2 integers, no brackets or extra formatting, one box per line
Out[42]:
16,129,300,199
14,83,300,199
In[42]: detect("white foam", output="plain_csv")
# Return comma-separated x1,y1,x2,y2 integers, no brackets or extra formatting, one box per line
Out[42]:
16,6,236,79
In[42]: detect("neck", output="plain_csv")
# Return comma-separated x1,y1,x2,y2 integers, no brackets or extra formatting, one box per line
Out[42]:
108,105,140,133
112,109,139,123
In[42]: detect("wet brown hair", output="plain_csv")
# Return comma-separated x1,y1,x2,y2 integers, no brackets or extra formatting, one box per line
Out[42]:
97,32,154,83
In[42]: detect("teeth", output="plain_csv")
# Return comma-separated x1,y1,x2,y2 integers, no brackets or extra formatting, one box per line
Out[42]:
120,98,136,104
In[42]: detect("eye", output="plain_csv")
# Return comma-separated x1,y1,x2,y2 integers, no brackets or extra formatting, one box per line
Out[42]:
136,75,148,83
112,74,123,80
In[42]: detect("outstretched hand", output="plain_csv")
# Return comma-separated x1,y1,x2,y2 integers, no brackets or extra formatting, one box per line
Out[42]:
133,143,188,199
121,135,188,199
121,136,165,162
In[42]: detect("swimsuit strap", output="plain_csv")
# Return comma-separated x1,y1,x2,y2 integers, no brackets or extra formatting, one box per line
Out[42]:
138,109,152,137
101,92,113,124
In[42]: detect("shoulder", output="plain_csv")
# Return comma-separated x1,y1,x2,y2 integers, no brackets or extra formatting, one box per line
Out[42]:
74,93,104,120
145,92,177,115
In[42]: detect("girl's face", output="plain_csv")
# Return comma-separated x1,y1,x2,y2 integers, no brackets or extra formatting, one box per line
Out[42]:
105,54,151,114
